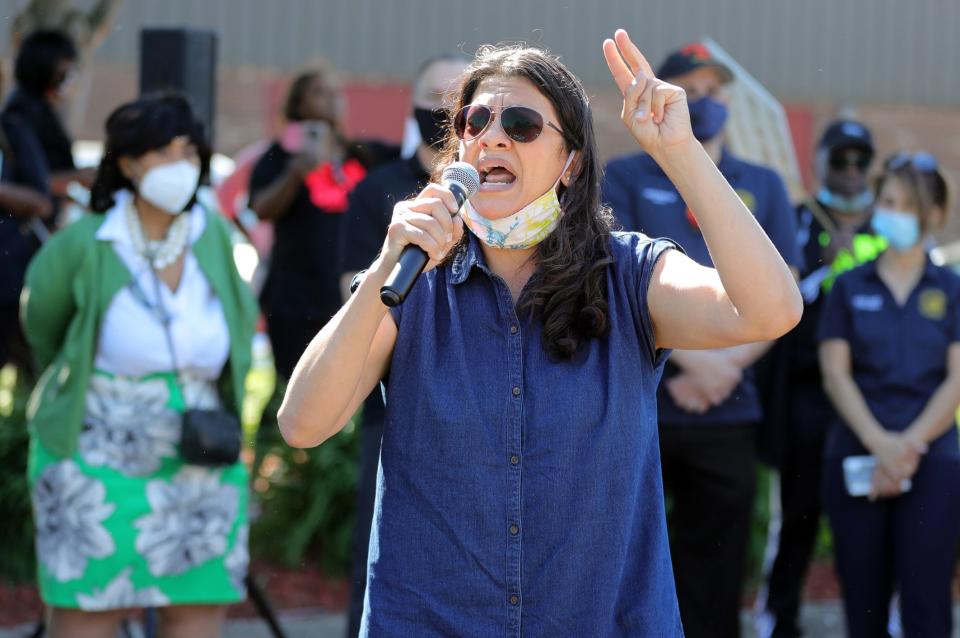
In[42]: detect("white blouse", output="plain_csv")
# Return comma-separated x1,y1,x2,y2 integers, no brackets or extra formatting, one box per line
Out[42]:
93,191,230,381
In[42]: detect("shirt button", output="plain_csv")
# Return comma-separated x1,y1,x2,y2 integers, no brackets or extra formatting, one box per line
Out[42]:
509,594,519,605
512,386,521,397
510,455,519,465
510,324,518,334
509,524,519,535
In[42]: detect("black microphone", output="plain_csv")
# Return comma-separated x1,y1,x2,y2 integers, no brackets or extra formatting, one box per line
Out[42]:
380,162,481,307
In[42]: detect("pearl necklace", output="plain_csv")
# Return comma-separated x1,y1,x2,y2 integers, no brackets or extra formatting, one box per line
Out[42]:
124,198,191,269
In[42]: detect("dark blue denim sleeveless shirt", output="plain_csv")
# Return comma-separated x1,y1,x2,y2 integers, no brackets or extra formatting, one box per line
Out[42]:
361,231,684,637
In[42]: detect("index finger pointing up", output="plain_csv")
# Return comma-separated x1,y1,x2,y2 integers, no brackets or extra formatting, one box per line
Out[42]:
614,29,656,78
602,38,635,95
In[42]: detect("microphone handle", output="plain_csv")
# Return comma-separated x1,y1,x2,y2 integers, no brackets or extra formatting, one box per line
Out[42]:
379,182,468,307
380,244,429,307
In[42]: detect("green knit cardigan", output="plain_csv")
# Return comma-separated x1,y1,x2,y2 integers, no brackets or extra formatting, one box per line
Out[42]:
21,208,259,458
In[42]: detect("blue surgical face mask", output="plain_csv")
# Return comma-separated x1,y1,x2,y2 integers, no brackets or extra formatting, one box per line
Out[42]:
871,207,921,251
687,96,728,142
817,186,874,214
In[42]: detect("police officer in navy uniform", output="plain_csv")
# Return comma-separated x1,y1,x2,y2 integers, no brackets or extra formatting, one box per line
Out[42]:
602,43,802,638
756,120,883,638
818,153,960,638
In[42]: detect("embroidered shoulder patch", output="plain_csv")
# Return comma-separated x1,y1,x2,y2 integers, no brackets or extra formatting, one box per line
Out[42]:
919,288,947,320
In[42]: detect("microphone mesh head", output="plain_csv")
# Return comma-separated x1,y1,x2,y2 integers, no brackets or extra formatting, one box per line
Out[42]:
442,162,481,198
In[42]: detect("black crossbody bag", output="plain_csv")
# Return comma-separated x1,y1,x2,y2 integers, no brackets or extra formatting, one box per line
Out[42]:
141,260,242,467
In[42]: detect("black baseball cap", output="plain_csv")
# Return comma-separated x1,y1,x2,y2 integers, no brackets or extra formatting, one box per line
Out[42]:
818,119,874,157
656,42,733,83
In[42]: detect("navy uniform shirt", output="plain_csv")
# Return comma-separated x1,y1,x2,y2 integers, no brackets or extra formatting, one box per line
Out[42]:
363,232,683,637
792,201,877,383
602,149,802,425
817,256,960,459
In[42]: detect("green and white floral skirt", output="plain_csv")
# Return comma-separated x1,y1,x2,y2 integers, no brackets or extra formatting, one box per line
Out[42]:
28,370,249,611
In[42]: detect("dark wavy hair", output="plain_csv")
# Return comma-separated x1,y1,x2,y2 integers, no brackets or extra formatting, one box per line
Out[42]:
434,44,614,360
89,93,212,213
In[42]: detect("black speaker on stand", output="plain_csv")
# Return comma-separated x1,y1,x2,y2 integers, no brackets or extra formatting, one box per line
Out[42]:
139,28,218,144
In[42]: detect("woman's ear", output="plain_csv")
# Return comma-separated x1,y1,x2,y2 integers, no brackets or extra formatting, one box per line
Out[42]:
927,205,946,233
117,157,137,183
560,150,579,187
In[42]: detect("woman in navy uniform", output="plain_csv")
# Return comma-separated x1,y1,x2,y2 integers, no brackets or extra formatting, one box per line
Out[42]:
818,153,960,637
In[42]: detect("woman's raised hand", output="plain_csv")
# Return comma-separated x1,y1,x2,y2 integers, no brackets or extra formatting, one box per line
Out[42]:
603,29,693,157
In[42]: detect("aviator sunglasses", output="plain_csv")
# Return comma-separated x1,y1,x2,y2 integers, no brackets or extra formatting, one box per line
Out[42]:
828,148,872,171
454,104,564,143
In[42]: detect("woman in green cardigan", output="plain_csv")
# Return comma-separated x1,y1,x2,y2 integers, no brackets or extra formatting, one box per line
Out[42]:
21,94,257,638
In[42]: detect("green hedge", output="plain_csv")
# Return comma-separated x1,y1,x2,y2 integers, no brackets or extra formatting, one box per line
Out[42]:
249,377,360,575
0,366,36,583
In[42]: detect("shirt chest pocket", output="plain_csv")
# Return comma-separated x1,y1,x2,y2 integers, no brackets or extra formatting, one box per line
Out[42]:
850,306,899,375
903,313,950,376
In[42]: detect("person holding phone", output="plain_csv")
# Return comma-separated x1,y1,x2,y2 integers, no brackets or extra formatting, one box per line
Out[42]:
755,119,883,638
248,63,397,380
818,152,960,638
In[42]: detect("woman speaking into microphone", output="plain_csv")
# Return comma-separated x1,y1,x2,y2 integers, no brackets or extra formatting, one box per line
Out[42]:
280,29,801,636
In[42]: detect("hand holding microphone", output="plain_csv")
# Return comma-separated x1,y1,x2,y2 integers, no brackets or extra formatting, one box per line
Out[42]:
380,163,480,306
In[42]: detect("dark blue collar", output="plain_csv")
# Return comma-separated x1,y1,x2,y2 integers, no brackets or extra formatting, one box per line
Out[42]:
716,147,740,179
866,251,940,284
450,231,487,285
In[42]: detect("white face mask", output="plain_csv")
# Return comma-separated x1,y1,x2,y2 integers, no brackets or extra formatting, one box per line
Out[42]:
462,150,576,250
137,160,201,215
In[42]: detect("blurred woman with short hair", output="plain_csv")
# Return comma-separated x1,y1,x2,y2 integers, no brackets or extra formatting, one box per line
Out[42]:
23,93,257,638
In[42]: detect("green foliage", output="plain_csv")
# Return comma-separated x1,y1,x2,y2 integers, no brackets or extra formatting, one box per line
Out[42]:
747,467,773,586
249,379,361,576
0,366,37,584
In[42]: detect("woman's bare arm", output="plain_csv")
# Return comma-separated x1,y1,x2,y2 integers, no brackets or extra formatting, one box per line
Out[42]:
278,182,464,447
602,29,801,351
278,260,398,447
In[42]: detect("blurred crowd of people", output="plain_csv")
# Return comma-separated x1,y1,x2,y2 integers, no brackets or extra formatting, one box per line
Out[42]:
1,25,958,638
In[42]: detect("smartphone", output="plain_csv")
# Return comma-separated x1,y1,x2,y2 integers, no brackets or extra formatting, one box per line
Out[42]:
280,121,329,155
302,121,329,157
842,455,912,497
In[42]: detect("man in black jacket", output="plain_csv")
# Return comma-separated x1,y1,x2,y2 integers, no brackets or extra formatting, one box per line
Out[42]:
756,119,883,638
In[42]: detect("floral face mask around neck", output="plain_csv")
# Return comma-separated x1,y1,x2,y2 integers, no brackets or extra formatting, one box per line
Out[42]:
462,150,576,249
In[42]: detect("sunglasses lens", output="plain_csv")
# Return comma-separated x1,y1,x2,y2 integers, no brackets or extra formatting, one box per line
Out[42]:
501,106,544,143
455,105,492,140
830,150,870,171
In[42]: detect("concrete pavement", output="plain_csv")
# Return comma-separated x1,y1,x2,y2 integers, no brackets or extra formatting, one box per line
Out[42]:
4,603,960,637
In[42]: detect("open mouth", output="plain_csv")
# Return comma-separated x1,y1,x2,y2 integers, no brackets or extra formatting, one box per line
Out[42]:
479,164,517,190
